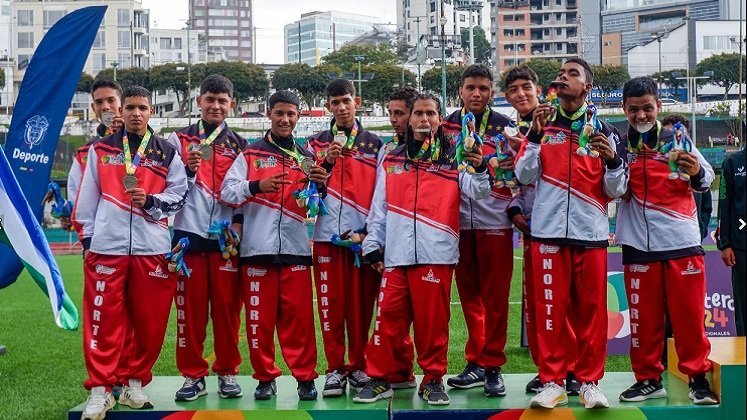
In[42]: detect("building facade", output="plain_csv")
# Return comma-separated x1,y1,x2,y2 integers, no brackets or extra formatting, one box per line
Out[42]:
150,27,201,66
189,0,253,63
284,11,380,66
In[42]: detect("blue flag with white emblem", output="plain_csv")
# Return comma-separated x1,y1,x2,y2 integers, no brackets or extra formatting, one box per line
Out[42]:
0,6,107,289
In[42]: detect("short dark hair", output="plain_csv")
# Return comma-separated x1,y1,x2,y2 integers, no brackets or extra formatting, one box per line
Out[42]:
503,66,539,91
122,85,151,104
461,63,494,84
268,90,300,110
200,74,234,97
91,79,122,98
661,114,690,130
388,86,418,109
622,76,658,103
564,57,594,84
326,78,356,98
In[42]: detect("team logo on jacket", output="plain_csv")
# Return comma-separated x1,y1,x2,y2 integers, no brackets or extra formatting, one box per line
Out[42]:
139,158,163,168
318,256,331,264
681,261,702,275
24,115,49,149
737,166,746,177
219,259,239,272
246,267,267,277
627,152,638,164
95,264,117,275
386,164,406,175
291,265,307,272
539,244,560,254
629,264,649,273
543,132,566,145
253,156,278,169
149,265,170,279
101,153,125,165
421,269,440,284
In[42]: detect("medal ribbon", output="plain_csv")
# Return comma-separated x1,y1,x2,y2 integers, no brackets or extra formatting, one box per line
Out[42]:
198,120,226,148
558,102,588,131
332,120,360,149
122,130,153,176
461,107,491,138
265,132,306,165
407,130,441,162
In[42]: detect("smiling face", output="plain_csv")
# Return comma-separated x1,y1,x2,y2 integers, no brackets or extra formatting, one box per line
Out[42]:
326,93,360,128
623,94,661,132
268,101,299,138
197,91,235,125
121,96,153,135
459,76,494,114
505,78,542,117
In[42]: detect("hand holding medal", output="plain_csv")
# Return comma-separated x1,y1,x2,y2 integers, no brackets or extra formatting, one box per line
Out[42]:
122,130,152,197
187,144,202,172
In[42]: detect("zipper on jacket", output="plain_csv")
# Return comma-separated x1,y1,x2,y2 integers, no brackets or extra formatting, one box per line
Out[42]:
642,150,651,251
208,143,217,233
413,163,419,265
337,138,345,235
278,156,285,255
128,202,134,255
565,126,573,238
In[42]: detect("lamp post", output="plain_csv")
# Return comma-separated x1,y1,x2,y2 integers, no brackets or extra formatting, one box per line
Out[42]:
111,61,119,81
454,1,484,65
440,0,447,115
651,31,668,92
674,71,713,144
353,54,365,100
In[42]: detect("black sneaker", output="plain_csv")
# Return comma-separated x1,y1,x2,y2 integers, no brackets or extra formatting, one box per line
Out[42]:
348,369,371,392
446,363,485,389
566,372,581,396
689,375,718,405
484,368,506,397
619,379,667,402
297,380,318,401
174,377,207,401
254,380,277,400
218,375,243,399
322,370,347,397
419,380,450,405
111,384,123,400
525,375,542,393
353,379,393,403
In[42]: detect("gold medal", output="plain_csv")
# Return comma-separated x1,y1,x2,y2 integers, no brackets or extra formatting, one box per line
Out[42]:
300,158,314,175
200,144,212,160
123,174,138,189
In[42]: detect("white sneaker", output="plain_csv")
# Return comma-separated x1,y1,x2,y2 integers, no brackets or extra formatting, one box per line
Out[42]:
579,382,610,409
119,378,154,409
529,382,568,408
81,386,115,420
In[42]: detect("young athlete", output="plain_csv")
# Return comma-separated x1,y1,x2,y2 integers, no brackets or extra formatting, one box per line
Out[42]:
354,92,490,406
168,75,248,401
221,90,327,401
616,76,717,405
442,64,516,397
75,85,188,419
502,66,580,396
305,79,383,396
515,57,628,409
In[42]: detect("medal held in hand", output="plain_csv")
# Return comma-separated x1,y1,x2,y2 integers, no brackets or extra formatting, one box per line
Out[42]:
122,130,153,190
300,158,314,175
197,120,226,160
199,144,213,160
101,111,114,128
333,133,347,146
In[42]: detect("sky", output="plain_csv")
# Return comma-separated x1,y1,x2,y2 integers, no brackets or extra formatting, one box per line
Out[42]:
141,0,398,64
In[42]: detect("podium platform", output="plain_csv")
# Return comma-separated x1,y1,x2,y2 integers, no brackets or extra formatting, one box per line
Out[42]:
68,370,733,420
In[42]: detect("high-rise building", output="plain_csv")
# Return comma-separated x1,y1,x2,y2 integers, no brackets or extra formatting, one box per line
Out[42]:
284,11,380,66
397,0,490,46
189,0,254,63
492,0,580,74
149,28,202,66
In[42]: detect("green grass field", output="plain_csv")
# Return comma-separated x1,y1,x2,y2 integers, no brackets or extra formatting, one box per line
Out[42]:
0,253,630,419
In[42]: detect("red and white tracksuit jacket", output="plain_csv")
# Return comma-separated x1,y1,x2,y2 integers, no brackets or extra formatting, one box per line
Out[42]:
362,139,490,383
305,121,383,374
617,123,714,382
166,121,248,379
220,132,319,382
514,105,628,384
74,128,188,390
442,108,516,370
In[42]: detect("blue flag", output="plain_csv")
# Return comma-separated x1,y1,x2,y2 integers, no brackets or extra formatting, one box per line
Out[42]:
0,6,107,289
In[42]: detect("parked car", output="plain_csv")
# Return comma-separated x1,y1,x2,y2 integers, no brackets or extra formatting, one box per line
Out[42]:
241,111,265,118
660,98,684,106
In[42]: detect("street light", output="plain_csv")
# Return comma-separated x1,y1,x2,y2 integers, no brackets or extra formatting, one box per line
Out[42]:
674,70,713,144
440,0,447,116
111,61,119,81
454,0,484,65
651,31,668,92
353,54,365,100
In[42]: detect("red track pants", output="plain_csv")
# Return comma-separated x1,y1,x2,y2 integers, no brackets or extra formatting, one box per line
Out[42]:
531,242,607,384
83,252,176,390
455,229,513,369
242,264,318,382
625,255,712,381
175,251,242,378
366,265,453,384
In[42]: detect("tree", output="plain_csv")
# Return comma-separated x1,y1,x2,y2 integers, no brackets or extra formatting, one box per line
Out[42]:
321,44,400,71
650,69,687,97
459,26,491,64
420,65,464,106
697,53,746,100
359,63,416,108
77,72,94,94
0,68,5,93
592,64,630,106
523,59,562,92
94,67,150,90
272,63,329,110
204,61,269,103
149,63,191,116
